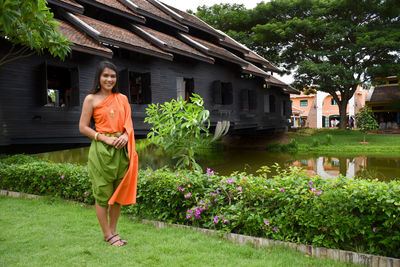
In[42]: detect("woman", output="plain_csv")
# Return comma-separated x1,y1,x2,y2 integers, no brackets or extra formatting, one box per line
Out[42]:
79,61,138,247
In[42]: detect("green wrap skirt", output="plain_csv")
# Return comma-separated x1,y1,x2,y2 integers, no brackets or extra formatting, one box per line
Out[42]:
88,140,129,206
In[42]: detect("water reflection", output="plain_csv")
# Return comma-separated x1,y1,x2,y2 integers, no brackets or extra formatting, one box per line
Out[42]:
33,143,400,182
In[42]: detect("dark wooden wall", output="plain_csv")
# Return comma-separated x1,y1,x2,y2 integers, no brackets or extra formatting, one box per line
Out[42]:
0,42,290,148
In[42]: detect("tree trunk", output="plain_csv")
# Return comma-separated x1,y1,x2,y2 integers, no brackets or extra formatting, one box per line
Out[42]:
338,101,348,130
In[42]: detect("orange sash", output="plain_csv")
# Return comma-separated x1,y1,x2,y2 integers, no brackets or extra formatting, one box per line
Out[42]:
93,93,138,205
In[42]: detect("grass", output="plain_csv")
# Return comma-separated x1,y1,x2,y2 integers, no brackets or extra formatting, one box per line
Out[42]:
0,196,363,267
289,129,400,153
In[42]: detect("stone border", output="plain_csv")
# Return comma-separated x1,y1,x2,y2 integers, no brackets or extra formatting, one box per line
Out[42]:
1,190,399,267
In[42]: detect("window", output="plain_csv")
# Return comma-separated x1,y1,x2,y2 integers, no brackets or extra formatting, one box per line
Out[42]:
331,98,337,105
212,80,233,105
41,62,79,107
120,70,151,104
300,100,308,107
240,89,257,111
176,77,194,102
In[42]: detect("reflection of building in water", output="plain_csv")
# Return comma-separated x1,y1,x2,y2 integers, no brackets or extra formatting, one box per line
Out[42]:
291,157,367,178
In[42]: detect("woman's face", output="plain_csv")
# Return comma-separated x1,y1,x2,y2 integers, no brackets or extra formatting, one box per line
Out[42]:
99,67,117,92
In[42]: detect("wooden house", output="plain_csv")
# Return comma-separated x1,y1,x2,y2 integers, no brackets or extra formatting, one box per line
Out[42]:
0,0,297,152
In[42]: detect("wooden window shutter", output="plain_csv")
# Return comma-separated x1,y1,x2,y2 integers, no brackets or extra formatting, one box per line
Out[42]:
270,95,276,112
39,61,48,106
264,94,270,113
248,90,257,110
70,67,80,106
176,77,184,99
119,69,130,102
240,89,249,111
212,80,222,104
143,72,151,104
223,82,233,105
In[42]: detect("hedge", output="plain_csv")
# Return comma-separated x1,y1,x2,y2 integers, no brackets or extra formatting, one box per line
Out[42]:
0,154,399,257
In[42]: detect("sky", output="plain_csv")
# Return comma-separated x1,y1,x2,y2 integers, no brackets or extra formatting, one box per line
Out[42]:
160,0,294,84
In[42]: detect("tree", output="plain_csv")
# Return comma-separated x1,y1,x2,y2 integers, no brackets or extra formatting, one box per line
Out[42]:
0,0,71,67
355,106,378,142
195,0,400,129
144,94,211,171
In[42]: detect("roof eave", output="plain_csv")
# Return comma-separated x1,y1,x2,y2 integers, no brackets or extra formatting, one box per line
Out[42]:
76,0,145,24
71,44,113,59
48,0,84,14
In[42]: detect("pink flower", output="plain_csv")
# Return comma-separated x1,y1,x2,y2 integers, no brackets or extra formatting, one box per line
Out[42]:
213,216,218,223
223,219,228,223
186,215,191,219
317,191,322,195
216,190,220,195
177,186,185,192
264,186,268,189
84,191,88,195
206,168,215,176
187,209,193,214
264,221,270,226
176,173,179,177
220,180,224,184
42,176,45,178
147,174,151,177
200,200,204,204
309,180,313,184
61,175,64,179
184,192,191,199
237,186,242,191
279,188,285,192
372,227,376,233
273,227,278,231
310,187,316,192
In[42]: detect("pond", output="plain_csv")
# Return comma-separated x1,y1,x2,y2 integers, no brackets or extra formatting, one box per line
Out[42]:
34,140,400,182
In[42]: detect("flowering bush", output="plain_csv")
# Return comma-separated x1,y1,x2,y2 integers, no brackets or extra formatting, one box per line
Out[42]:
1,154,399,257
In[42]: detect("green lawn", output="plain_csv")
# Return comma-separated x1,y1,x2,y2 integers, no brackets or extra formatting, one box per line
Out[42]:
0,196,362,267
289,129,400,153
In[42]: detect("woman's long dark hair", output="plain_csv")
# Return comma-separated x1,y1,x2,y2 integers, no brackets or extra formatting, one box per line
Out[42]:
89,61,119,94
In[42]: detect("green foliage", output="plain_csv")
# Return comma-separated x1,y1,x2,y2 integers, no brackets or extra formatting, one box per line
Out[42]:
2,155,400,257
355,107,379,132
144,94,212,171
325,134,333,145
355,107,378,142
0,0,71,66
266,139,298,153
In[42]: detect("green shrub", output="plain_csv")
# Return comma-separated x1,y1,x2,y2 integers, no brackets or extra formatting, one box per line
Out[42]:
325,134,333,145
0,155,93,204
1,155,399,257
311,138,320,147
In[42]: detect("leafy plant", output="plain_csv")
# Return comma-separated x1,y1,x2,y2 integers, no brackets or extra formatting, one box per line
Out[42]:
145,94,212,171
355,107,378,142
0,0,71,66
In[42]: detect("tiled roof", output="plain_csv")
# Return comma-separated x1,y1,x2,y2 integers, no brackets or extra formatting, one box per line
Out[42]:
242,63,270,78
179,33,248,66
159,2,223,39
48,0,84,13
72,14,173,60
78,0,145,22
56,19,113,58
368,84,400,102
215,30,250,54
266,75,288,87
244,51,281,73
118,0,187,31
132,24,214,64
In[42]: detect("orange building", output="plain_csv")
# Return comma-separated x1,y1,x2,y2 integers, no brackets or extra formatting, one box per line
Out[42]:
290,86,368,128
